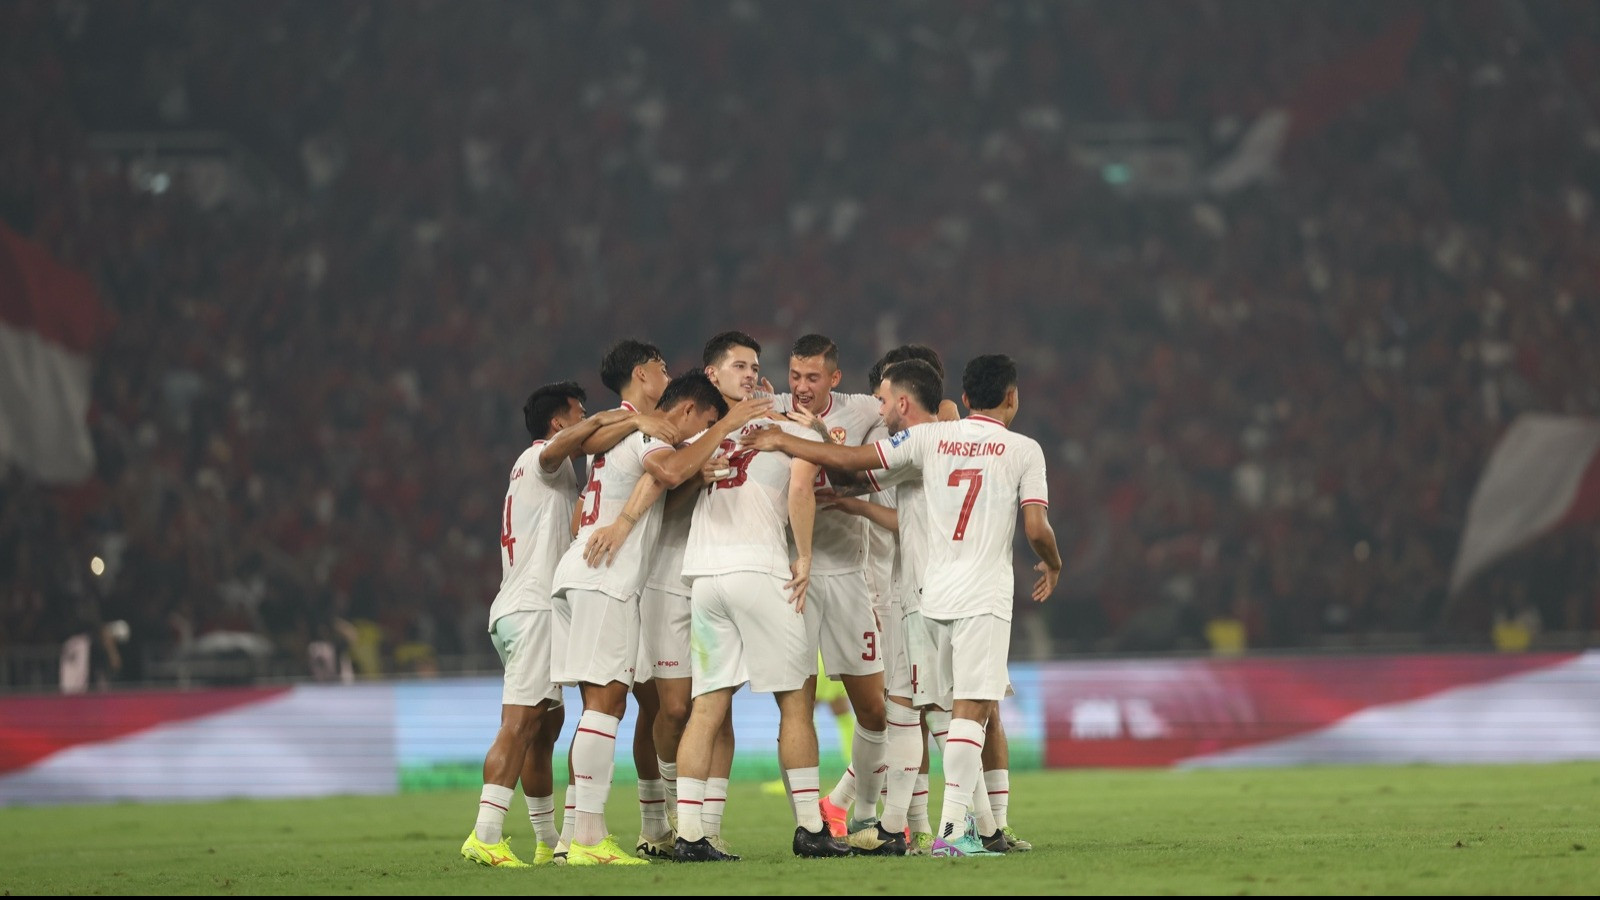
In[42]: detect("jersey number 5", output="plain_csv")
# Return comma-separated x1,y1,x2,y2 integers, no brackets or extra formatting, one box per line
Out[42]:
580,456,607,526
948,468,983,541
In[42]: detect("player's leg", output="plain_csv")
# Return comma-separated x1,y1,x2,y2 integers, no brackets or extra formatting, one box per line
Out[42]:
704,710,737,855
932,614,1008,858
630,678,673,856
463,611,549,868
561,589,647,865
982,709,1029,850
675,574,743,862
522,699,565,862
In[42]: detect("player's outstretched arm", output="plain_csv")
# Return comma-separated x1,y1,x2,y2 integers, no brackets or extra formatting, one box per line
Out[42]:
540,407,637,472
583,474,667,568
785,458,820,612
644,396,772,488
580,411,682,456
739,425,880,471
820,495,898,533
1022,504,1063,602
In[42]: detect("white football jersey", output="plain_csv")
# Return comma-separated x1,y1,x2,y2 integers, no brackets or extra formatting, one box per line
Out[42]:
865,464,930,614
871,416,1049,621
644,481,694,596
767,391,884,575
551,429,669,600
683,420,823,578
487,441,581,625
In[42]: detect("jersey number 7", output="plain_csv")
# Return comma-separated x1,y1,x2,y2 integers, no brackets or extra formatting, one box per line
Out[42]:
949,468,983,541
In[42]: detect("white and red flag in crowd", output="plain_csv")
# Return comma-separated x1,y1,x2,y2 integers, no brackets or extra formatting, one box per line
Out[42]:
1207,11,1425,193
1450,413,1600,595
0,222,113,484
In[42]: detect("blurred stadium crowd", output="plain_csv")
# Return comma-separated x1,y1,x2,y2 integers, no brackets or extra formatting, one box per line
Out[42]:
2,0,1598,685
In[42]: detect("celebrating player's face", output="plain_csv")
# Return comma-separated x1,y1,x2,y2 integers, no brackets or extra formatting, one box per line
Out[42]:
788,355,839,415
706,346,761,401
874,379,907,433
639,357,671,405
553,397,587,432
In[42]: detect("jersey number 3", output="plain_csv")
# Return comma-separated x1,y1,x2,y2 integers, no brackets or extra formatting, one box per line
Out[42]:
948,468,983,541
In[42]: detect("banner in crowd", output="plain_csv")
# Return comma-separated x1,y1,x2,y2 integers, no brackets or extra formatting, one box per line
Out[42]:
1449,413,1600,595
2,652,1596,805
0,222,111,484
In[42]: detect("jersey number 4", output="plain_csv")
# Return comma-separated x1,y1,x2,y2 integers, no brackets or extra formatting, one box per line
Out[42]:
500,496,516,564
948,468,983,541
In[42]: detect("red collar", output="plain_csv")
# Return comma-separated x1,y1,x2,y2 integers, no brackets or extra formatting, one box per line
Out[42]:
968,414,1005,427
620,401,639,413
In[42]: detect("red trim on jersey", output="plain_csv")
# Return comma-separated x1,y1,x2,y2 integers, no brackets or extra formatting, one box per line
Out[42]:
642,444,671,458
874,442,890,469
819,393,835,418
967,415,1005,427
620,401,639,413
1021,498,1049,508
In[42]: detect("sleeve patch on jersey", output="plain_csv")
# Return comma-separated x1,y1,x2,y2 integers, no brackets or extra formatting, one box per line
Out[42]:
889,429,911,447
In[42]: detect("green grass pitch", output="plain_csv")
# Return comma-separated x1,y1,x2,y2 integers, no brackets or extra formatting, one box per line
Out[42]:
2,763,1596,895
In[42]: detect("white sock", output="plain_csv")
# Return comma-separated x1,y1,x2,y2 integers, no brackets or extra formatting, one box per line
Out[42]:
703,777,728,838
937,718,985,840
926,709,952,754
827,766,856,810
910,773,932,834
571,710,620,846
658,757,679,816
557,797,576,849
638,778,669,840
973,768,998,836
881,703,922,833
677,776,707,842
474,783,514,844
787,767,824,833
526,793,558,847
850,724,888,824
985,768,1010,828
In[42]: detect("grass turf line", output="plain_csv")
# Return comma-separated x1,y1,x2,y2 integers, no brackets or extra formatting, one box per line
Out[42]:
1,763,1596,895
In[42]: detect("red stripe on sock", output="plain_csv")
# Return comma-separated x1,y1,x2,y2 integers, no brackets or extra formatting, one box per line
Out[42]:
948,738,982,749
575,727,616,739
888,720,921,727
932,731,948,738
911,790,929,797
988,790,1009,795
639,799,666,804
791,788,819,795
479,800,509,812
845,767,855,776
678,799,703,807
564,804,576,810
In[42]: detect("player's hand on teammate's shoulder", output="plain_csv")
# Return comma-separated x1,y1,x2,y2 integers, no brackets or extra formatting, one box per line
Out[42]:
722,395,774,428
738,423,786,451
590,407,636,427
633,413,682,446
783,405,831,440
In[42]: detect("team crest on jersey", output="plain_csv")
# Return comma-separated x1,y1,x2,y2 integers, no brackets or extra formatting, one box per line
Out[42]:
889,429,910,447
829,426,848,445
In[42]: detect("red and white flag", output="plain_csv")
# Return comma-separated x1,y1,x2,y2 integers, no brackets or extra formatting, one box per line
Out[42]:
0,222,112,484
1450,413,1600,595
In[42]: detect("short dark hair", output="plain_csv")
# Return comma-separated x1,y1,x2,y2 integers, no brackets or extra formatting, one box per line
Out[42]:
790,333,838,368
657,371,730,418
868,343,946,390
599,339,663,395
523,381,586,439
881,359,943,415
702,331,761,368
962,354,1017,411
